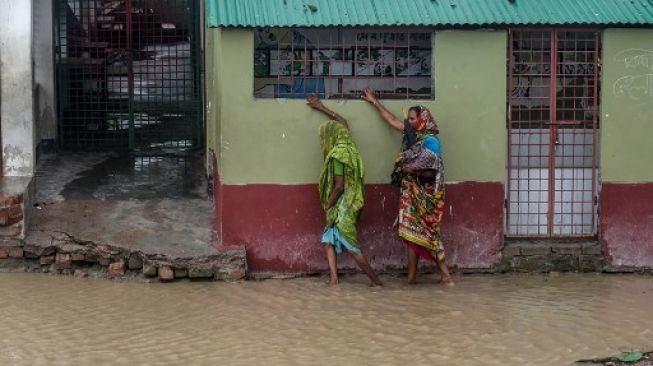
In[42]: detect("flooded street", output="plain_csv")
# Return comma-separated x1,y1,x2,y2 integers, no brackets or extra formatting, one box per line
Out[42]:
0,273,651,366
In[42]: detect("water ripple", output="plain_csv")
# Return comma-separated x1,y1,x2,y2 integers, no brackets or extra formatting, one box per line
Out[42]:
0,273,651,365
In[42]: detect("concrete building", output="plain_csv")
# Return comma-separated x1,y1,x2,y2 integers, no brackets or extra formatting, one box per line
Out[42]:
205,0,653,273
0,0,652,277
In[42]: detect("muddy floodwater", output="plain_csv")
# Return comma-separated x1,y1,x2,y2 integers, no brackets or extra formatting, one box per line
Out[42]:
0,273,651,366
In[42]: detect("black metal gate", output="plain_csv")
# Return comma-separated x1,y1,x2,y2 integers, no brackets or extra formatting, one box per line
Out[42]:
55,0,202,150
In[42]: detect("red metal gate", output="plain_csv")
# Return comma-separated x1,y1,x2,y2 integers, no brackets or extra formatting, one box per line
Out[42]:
507,30,600,237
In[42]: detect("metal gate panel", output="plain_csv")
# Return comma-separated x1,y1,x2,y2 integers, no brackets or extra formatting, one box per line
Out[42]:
55,0,202,150
507,30,600,238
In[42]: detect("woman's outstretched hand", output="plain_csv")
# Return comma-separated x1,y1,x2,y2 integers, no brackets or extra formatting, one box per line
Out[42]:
362,87,404,131
306,95,324,110
361,88,377,104
306,94,349,127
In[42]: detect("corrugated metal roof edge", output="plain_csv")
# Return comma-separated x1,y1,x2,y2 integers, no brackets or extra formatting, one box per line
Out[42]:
206,0,653,29
207,21,653,28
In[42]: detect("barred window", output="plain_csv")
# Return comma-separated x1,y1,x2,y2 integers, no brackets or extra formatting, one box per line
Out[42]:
254,28,433,99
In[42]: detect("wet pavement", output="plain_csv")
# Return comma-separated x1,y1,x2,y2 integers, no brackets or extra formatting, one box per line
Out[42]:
27,151,216,257
35,151,207,201
0,273,651,366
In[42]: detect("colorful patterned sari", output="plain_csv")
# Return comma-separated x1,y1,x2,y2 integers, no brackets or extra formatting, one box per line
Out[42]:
318,121,365,252
396,107,446,262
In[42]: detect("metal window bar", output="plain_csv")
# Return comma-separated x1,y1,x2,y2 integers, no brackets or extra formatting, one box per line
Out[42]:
506,29,600,238
55,0,202,150
253,28,433,100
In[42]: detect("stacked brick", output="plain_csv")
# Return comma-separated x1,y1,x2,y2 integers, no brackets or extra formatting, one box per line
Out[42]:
0,232,247,282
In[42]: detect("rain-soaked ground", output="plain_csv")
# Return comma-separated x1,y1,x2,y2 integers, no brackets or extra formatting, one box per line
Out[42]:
28,151,216,257
0,273,651,366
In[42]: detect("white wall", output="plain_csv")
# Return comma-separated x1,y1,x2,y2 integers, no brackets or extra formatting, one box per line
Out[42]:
507,129,598,236
0,0,36,176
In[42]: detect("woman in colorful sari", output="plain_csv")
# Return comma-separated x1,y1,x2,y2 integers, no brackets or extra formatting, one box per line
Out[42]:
306,95,383,287
361,88,454,286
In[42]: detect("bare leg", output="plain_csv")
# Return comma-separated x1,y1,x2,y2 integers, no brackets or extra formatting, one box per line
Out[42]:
349,252,383,287
436,258,454,287
325,245,338,285
407,249,418,285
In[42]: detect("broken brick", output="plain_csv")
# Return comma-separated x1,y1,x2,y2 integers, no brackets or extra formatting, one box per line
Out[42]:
107,260,125,278
143,262,157,277
158,266,174,281
127,254,143,270
55,253,72,270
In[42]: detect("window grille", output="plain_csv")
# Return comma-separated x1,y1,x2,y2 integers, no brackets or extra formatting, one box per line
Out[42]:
254,28,433,99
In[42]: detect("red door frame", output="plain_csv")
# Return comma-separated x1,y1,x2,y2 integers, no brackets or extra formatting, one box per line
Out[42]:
507,28,601,238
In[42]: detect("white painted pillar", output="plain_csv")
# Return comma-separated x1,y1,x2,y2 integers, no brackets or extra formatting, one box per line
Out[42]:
0,0,36,177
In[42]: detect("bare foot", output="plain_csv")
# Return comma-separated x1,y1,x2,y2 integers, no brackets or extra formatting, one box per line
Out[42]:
369,280,384,287
439,276,455,287
327,278,339,286
406,279,417,285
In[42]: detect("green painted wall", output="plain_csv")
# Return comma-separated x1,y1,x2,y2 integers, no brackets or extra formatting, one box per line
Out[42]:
205,29,217,155
433,31,507,183
206,29,507,185
601,29,653,183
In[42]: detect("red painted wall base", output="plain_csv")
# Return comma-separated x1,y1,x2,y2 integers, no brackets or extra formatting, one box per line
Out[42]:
601,183,653,269
216,181,504,273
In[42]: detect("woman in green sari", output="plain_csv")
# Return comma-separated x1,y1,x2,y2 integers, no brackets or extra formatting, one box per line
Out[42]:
307,96,383,287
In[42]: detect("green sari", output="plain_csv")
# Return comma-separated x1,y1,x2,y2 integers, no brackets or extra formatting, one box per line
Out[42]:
318,121,365,248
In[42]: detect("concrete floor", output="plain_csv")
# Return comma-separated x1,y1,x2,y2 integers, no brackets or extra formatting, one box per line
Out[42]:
26,151,218,257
